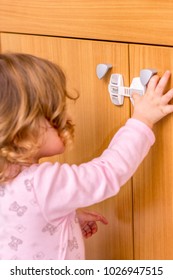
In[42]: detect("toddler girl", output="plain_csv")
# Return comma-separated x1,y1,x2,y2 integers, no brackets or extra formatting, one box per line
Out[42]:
0,53,173,259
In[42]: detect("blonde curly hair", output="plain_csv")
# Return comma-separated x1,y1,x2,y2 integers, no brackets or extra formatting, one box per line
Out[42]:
0,53,78,183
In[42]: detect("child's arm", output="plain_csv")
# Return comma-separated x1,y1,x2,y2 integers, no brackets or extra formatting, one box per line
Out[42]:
34,71,173,221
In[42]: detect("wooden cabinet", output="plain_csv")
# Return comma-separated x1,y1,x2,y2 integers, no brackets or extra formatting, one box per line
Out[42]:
0,1,173,46
0,33,133,259
1,1,173,260
130,44,173,259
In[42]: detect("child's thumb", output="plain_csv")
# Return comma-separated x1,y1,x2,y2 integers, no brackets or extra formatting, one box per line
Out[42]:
88,212,108,224
131,92,141,104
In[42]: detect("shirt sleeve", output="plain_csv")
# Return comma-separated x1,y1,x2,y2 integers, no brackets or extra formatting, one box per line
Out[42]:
33,118,155,222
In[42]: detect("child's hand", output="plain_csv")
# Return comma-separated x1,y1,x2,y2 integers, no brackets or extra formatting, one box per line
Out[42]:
76,209,108,239
132,71,173,128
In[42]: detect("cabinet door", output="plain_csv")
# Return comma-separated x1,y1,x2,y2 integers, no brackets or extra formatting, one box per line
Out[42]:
0,33,132,259
0,0,173,46
130,44,173,259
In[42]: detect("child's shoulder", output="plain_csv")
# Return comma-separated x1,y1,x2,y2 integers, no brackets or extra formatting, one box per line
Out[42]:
21,161,59,176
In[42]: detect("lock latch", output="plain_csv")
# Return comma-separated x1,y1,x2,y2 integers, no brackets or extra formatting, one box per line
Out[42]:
108,69,157,106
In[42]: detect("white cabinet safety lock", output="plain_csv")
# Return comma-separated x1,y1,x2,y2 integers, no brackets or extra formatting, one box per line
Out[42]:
108,69,157,106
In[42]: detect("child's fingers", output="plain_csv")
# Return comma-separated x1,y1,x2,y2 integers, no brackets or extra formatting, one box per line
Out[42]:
82,222,98,238
161,88,173,105
91,213,108,225
84,211,108,225
162,104,173,116
88,222,98,233
155,70,171,96
146,74,160,92
98,215,109,225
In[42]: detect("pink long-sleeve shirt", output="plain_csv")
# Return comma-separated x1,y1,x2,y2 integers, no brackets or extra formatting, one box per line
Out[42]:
0,118,155,260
